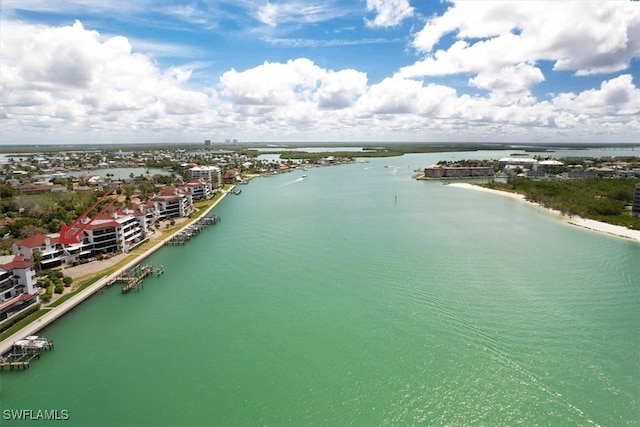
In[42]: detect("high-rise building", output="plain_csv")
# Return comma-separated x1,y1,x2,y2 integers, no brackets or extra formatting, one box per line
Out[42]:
204,140,211,146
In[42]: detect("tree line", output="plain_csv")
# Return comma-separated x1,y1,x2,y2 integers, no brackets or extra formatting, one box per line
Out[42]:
484,178,640,229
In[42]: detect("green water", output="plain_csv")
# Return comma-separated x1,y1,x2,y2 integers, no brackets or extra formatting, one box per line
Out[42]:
2,152,639,426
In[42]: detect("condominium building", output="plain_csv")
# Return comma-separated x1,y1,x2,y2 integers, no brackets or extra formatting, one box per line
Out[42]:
13,234,65,269
183,179,214,201
423,166,495,178
13,212,147,269
189,166,221,188
80,213,145,255
0,255,38,322
12,186,198,271
123,201,157,232
149,187,194,220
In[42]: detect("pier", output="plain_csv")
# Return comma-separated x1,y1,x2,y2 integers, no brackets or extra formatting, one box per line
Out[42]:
165,215,220,246
0,190,231,356
0,336,54,370
119,264,154,293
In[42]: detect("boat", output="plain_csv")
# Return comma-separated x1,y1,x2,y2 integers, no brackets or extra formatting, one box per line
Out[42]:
13,336,53,351
301,175,307,178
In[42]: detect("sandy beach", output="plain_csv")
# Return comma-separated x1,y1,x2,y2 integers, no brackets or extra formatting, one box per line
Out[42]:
449,182,640,242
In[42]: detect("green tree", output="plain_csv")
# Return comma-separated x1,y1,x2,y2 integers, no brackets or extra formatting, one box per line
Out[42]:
32,249,42,273
0,184,17,198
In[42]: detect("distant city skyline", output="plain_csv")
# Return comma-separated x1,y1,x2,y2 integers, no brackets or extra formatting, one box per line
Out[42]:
1,0,639,145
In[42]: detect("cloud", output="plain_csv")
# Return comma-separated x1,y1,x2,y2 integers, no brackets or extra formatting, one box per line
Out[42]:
468,63,544,95
264,37,400,48
317,70,368,109
0,19,212,138
356,76,457,116
406,1,640,77
365,0,414,28
219,58,367,110
1,16,638,144
0,0,149,15
220,59,323,106
255,1,347,27
553,74,640,116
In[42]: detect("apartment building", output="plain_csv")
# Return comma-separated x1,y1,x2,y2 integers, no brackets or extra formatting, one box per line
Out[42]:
189,166,221,187
423,166,495,178
0,255,38,322
76,212,146,256
13,211,147,269
149,187,194,220
123,201,157,232
183,179,214,200
13,234,65,269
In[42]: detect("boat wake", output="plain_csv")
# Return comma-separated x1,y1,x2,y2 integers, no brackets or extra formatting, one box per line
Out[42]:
282,177,306,186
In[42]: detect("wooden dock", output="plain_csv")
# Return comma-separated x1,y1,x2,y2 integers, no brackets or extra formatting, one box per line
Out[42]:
0,352,38,370
0,336,54,370
165,215,220,246
120,265,153,294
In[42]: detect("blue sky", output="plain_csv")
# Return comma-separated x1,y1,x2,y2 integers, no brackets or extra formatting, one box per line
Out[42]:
1,0,639,145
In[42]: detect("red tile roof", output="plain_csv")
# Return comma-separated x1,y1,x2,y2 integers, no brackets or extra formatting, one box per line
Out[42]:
14,234,46,248
0,255,33,270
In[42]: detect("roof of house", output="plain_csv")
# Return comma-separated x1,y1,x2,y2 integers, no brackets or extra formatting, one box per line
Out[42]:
0,254,33,271
13,234,58,248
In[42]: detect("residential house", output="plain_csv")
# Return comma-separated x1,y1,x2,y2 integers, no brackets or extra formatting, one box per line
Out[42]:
222,168,241,184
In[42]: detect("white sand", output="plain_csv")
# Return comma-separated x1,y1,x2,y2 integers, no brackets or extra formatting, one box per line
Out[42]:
449,182,640,242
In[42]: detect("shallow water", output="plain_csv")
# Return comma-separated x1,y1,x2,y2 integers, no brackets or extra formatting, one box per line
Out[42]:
1,152,638,426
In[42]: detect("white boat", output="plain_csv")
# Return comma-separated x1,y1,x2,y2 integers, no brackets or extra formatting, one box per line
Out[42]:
14,336,52,349
301,174,307,178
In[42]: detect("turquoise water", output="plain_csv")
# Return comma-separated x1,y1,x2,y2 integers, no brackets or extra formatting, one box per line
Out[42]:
1,152,639,426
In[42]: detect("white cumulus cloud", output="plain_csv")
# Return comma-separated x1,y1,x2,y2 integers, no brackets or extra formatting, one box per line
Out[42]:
0,19,213,140
1,12,638,144
365,0,414,28
406,0,640,77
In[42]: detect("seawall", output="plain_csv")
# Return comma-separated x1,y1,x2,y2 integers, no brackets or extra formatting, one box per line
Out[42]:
0,188,232,355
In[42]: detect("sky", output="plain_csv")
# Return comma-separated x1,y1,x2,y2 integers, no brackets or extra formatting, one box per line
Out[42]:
0,0,639,145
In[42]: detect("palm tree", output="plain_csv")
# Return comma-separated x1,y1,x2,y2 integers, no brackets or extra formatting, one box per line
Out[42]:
32,249,42,273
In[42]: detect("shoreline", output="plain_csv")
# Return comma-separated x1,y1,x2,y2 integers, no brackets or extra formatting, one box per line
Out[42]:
449,182,640,242
0,187,233,355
